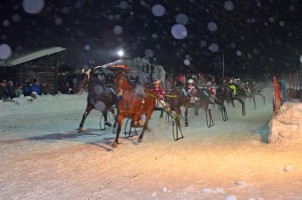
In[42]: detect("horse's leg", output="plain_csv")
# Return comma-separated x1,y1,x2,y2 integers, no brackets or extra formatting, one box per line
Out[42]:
253,96,256,110
109,107,117,133
78,104,93,132
194,103,199,116
184,104,189,127
231,99,235,107
103,111,112,127
112,114,123,148
160,109,164,118
138,109,153,143
258,93,265,105
241,100,246,116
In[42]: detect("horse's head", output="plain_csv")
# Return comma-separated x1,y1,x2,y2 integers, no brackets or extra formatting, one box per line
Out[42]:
114,71,132,96
76,68,91,94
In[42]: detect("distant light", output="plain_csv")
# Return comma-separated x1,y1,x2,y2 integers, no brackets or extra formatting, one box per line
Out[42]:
171,24,187,40
207,22,218,32
0,43,12,60
176,13,188,25
22,0,45,14
113,25,123,35
300,55,302,63
118,50,124,57
224,1,234,11
152,4,166,17
279,21,285,27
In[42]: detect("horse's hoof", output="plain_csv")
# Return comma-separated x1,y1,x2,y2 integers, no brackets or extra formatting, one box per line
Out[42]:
101,128,105,131
185,122,188,127
138,138,143,143
78,128,84,133
111,142,118,148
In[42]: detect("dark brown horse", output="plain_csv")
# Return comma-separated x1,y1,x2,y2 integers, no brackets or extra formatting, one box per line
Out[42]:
192,87,228,127
76,69,117,132
163,88,186,140
216,84,246,116
112,71,155,148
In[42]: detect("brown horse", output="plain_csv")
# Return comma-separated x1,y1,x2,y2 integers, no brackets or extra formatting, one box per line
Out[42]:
76,69,117,132
112,71,155,148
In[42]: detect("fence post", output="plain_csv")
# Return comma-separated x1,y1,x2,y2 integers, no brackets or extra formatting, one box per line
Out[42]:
273,76,283,117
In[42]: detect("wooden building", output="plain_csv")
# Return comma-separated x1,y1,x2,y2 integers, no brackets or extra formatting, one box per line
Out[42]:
0,47,73,94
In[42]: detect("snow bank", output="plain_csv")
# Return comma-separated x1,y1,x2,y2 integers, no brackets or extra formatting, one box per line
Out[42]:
268,102,302,144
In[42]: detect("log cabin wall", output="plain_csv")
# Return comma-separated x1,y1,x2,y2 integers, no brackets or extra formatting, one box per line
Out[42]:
15,54,58,94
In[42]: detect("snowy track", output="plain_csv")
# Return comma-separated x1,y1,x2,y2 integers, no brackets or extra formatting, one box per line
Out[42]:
1,87,302,199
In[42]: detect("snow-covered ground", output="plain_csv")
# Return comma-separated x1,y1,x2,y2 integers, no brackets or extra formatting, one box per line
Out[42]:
1,86,302,200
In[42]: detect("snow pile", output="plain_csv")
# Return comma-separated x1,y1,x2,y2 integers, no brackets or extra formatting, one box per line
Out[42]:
268,102,302,144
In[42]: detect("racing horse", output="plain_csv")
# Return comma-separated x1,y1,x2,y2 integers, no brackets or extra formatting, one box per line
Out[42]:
216,84,246,116
112,71,156,148
76,69,117,132
189,87,228,128
163,88,185,140
246,82,266,109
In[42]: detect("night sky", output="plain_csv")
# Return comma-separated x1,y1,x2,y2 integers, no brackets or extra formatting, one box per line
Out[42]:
1,0,302,79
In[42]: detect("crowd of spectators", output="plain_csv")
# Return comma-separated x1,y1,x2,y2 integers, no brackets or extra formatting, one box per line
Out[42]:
0,78,50,101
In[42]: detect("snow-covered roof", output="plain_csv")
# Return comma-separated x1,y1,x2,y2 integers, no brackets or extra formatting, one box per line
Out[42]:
0,46,66,67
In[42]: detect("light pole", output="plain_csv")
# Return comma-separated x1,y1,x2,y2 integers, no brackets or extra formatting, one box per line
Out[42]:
222,53,225,79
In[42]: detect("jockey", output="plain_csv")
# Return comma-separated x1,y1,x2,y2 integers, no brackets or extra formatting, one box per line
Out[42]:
186,79,198,103
206,82,216,98
151,79,170,111
229,79,237,97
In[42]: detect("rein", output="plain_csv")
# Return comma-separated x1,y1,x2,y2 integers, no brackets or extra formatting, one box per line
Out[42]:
145,91,178,121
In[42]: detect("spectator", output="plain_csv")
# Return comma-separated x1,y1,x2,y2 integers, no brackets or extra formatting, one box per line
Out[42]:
23,82,32,96
15,83,24,97
0,79,9,100
177,73,184,87
31,79,41,98
61,82,73,94
6,80,16,98
40,82,49,95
